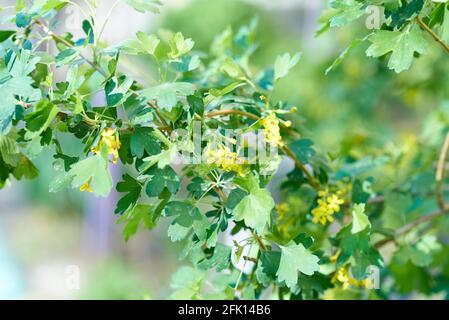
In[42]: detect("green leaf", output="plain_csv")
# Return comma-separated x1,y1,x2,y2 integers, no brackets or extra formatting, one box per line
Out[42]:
276,242,320,289
366,27,428,73
0,134,20,166
68,146,113,197
116,204,156,241
351,203,371,234
226,188,248,210
396,245,432,267
16,12,31,28
333,224,382,271
136,31,160,55
274,52,301,81
130,126,161,158
82,19,94,44
168,32,195,59
233,184,274,235
108,32,160,55
55,48,79,67
141,144,177,170
221,57,245,78
0,74,41,134
258,250,281,286
115,174,142,214
164,202,210,242
141,82,196,111
105,76,133,107
169,266,205,300
326,38,364,75
11,155,39,180
198,244,231,272
288,139,316,164
187,93,204,116
328,0,365,27
336,156,389,179
145,165,180,197
24,99,58,140
123,0,163,14
0,31,15,43
385,0,425,29
441,4,449,43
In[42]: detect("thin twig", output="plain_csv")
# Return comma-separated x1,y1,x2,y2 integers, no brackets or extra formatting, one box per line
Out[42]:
416,17,449,55
206,109,260,121
253,232,267,251
375,206,448,248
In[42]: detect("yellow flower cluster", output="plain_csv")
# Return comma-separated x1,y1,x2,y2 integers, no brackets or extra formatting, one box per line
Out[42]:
260,112,283,147
311,190,344,225
92,128,121,164
204,145,246,175
332,267,373,289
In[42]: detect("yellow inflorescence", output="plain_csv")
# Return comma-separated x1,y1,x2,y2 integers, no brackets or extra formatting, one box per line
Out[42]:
332,267,373,289
260,112,283,147
204,145,246,175
92,128,121,164
311,190,344,225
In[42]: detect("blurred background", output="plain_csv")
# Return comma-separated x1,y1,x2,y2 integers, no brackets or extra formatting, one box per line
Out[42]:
1,0,448,299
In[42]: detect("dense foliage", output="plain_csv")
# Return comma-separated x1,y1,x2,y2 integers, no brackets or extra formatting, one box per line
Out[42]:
1,0,449,300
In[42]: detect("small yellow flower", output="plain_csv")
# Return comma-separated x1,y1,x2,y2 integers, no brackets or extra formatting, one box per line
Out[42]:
276,203,290,216
260,112,283,147
326,194,344,213
318,189,329,198
332,267,351,290
204,144,246,175
311,190,344,225
359,278,373,289
92,128,121,164
260,95,268,106
332,266,373,289
330,250,341,264
80,178,93,193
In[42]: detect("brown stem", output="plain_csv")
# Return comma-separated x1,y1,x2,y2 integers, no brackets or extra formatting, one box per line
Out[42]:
253,232,267,252
206,109,260,121
416,17,449,56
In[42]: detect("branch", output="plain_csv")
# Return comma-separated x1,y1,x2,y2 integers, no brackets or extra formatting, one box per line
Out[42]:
416,17,449,56
375,206,448,248
206,109,260,121
206,109,321,189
